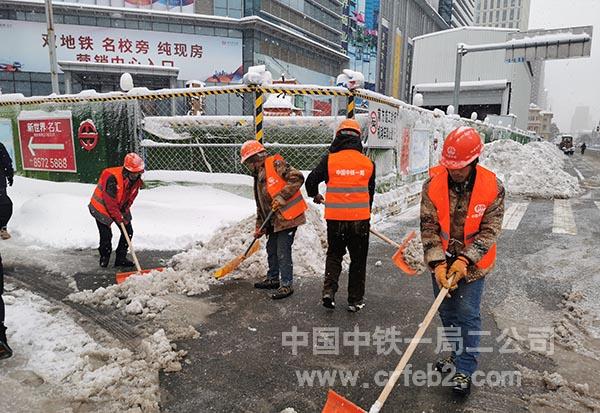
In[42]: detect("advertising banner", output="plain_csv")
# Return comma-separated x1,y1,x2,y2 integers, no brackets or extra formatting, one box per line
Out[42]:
409,128,431,174
0,19,242,82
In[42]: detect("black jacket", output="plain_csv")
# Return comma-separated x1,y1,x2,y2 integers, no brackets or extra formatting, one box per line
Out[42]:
305,134,376,209
0,143,14,189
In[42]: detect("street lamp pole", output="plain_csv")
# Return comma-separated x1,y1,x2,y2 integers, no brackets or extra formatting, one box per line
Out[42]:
453,43,466,113
45,0,60,94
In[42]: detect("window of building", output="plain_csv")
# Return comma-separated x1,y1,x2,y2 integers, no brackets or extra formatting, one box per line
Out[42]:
510,8,514,19
214,0,243,18
482,12,487,23
502,9,507,20
504,0,508,7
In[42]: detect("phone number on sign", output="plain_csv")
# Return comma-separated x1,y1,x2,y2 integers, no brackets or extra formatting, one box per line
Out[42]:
32,157,70,169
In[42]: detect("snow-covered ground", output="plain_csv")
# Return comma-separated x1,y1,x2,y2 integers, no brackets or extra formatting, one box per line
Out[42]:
8,174,255,251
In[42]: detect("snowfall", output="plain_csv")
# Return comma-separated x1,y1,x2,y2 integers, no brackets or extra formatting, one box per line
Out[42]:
0,138,587,412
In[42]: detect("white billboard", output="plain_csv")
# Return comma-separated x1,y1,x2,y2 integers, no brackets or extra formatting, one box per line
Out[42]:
54,0,196,14
366,102,399,149
0,19,242,82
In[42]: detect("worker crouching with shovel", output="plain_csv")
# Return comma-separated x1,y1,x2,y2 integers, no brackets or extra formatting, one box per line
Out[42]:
240,140,307,300
421,127,504,396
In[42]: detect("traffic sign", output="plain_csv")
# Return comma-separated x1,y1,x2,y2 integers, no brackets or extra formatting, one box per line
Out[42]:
18,110,77,172
78,119,99,151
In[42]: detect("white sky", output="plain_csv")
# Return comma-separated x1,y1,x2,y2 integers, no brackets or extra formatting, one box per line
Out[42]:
529,0,600,131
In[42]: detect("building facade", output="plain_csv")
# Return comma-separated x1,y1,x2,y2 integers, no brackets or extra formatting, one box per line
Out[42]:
344,0,448,101
438,0,475,27
474,0,530,30
0,0,347,98
527,103,542,134
411,27,532,129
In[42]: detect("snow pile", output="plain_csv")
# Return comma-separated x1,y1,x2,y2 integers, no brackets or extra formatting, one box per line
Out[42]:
69,206,327,315
480,140,581,198
403,234,427,274
8,176,254,250
2,286,184,413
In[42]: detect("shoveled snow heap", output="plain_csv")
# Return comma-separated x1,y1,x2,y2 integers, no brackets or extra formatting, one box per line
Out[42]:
3,286,184,413
69,206,327,315
480,140,581,198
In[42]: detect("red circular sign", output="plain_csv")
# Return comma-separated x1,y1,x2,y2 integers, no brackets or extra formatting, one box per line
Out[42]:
78,119,99,151
369,111,378,135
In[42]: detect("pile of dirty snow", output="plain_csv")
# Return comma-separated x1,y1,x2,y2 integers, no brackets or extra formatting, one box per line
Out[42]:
69,206,327,316
2,286,185,413
480,140,581,198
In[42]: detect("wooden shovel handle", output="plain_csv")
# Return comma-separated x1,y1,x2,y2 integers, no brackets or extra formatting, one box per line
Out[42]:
119,222,143,273
368,276,455,413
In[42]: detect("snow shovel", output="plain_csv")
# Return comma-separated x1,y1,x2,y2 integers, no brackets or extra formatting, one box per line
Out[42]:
369,228,418,275
322,275,456,413
214,210,274,279
115,222,164,284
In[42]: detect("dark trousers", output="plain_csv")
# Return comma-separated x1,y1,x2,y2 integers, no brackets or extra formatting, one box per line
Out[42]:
96,220,133,258
0,188,12,228
323,219,370,305
0,254,4,325
266,227,297,287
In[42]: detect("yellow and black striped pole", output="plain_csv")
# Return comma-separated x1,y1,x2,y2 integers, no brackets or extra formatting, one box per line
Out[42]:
254,91,264,143
346,93,355,119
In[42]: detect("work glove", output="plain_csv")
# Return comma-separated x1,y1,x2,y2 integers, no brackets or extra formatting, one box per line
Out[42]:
254,225,266,239
6,175,13,187
447,256,469,290
271,196,285,211
313,194,324,204
434,261,449,290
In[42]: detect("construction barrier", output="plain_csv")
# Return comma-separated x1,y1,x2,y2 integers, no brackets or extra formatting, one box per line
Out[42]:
0,82,535,188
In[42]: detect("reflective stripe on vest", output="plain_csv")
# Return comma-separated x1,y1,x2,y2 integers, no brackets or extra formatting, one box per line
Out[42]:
88,167,125,225
325,149,374,221
264,154,307,220
427,164,498,269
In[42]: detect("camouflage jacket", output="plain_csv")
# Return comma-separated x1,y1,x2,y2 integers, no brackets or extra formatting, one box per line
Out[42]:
254,156,306,233
420,169,505,282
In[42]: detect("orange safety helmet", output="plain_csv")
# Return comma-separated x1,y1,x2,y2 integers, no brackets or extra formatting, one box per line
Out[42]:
123,152,145,173
440,127,484,169
240,140,266,163
336,118,361,137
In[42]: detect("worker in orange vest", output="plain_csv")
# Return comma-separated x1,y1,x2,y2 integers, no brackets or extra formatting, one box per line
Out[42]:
306,118,375,312
421,127,505,396
89,153,145,268
240,140,307,300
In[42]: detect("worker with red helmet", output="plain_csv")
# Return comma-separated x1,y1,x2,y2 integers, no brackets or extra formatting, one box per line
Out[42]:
305,118,376,312
421,126,505,396
240,140,307,300
89,153,145,268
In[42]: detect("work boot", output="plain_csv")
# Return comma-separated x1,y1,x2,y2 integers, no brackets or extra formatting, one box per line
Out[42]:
322,293,335,309
347,301,365,313
99,255,110,268
451,373,472,396
114,254,135,268
271,286,293,300
0,324,12,360
0,227,10,240
435,355,456,375
254,278,280,290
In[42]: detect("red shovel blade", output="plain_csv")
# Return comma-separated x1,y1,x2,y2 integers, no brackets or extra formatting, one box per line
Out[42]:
116,267,164,284
322,390,366,413
392,230,418,275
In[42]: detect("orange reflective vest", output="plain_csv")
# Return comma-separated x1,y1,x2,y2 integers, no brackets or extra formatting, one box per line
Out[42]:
428,164,498,269
325,149,374,221
88,167,129,226
265,154,307,220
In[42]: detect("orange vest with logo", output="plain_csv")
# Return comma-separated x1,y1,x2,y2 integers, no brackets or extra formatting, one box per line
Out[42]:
428,164,498,269
325,149,374,221
89,167,127,226
265,155,307,220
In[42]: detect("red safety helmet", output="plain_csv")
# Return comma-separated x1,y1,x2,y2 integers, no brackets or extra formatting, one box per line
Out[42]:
440,127,484,169
240,140,266,163
123,152,145,173
336,118,361,137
